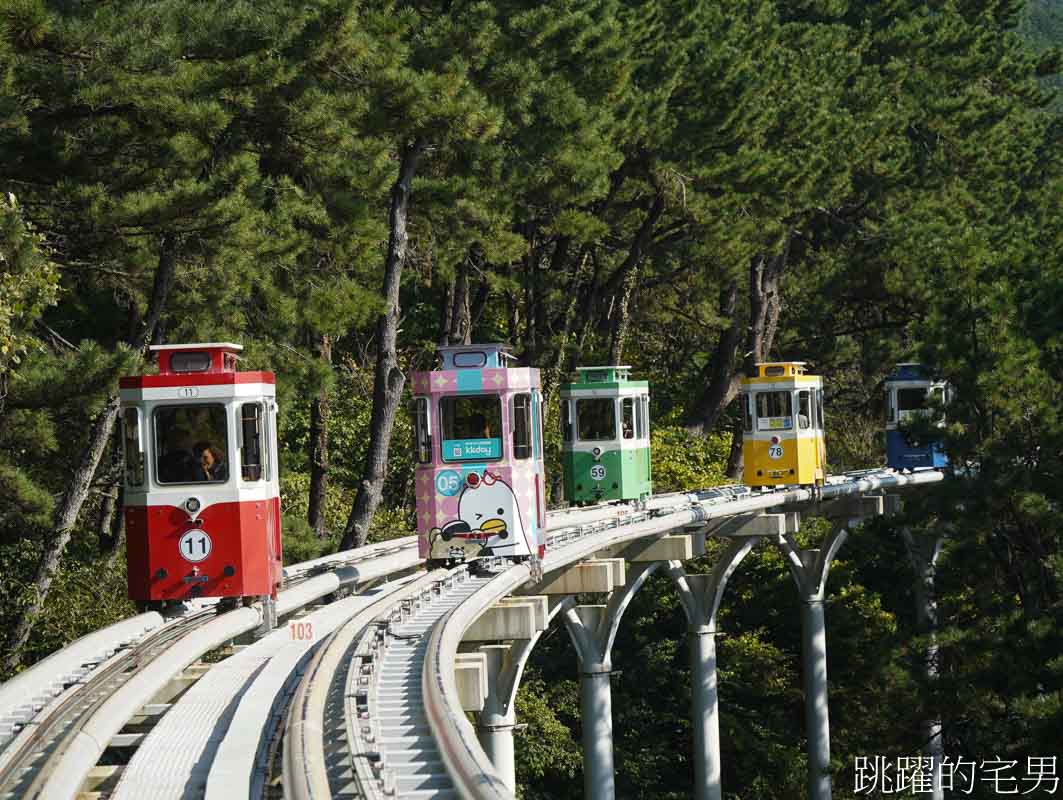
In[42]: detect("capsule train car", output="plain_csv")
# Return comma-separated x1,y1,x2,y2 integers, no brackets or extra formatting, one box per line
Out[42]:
560,366,652,504
120,343,283,609
740,362,827,489
885,363,949,471
411,344,547,567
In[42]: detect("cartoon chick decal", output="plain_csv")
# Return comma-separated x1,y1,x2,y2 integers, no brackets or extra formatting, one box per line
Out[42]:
435,471,532,558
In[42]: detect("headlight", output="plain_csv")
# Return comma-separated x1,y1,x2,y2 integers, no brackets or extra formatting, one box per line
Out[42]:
185,497,201,513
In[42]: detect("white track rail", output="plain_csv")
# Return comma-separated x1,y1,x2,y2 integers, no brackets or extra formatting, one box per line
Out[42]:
13,538,423,799
282,568,458,799
114,574,424,799
0,612,165,748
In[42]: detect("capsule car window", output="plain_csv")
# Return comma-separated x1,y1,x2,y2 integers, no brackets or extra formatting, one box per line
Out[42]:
622,398,635,439
756,391,793,430
123,408,144,486
577,398,617,441
797,391,811,429
412,397,432,464
439,395,503,461
512,393,532,459
154,405,229,484
240,403,266,481
897,388,928,411
170,351,212,372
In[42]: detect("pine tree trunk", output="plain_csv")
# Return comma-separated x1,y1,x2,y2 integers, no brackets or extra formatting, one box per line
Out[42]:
340,139,426,551
438,279,455,346
575,251,603,358
97,428,125,554
469,267,490,334
607,190,664,364
548,248,590,396
523,240,539,364
743,234,791,373
607,264,639,365
104,490,126,567
448,257,471,345
507,290,519,345
685,282,741,434
307,333,332,539
725,416,744,479
3,235,177,672
902,529,945,797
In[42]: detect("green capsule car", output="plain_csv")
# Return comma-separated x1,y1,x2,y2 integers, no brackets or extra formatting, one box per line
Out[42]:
560,366,652,504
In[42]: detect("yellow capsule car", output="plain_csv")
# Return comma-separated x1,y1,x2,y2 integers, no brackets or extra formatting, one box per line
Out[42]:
740,362,826,488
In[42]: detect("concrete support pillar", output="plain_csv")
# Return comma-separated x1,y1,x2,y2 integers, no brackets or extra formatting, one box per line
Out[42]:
801,596,831,800
467,597,569,793
667,536,760,800
902,526,945,800
476,644,521,792
690,626,720,799
775,527,848,800
579,655,615,800
563,562,662,800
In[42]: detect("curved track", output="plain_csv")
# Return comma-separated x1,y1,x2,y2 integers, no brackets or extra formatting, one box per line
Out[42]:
0,469,945,799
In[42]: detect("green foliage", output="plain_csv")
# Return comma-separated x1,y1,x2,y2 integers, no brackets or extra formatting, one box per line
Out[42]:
0,194,59,372
514,675,582,799
0,537,134,681
650,425,730,493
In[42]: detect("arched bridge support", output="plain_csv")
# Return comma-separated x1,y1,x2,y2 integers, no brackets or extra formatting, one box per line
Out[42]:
560,560,663,800
460,595,569,792
666,530,762,800
779,492,894,800
901,519,945,800
776,522,846,800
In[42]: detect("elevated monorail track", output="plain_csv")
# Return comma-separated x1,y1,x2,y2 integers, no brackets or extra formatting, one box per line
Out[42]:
0,469,945,799
425,469,946,800
0,609,214,800
0,536,423,799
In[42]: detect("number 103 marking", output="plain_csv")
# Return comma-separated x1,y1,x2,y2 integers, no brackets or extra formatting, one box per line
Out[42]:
289,621,314,641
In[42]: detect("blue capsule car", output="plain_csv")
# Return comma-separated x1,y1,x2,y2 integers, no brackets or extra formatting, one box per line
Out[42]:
885,363,949,471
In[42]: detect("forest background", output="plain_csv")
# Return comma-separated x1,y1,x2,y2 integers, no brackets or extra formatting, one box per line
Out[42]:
1,0,1062,797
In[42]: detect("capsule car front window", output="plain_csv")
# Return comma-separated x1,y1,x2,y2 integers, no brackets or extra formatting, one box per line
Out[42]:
577,398,616,441
154,404,229,484
756,391,793,430
439,395,503,462
897,388,928,412
562,401,573,442
123,408,144,486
